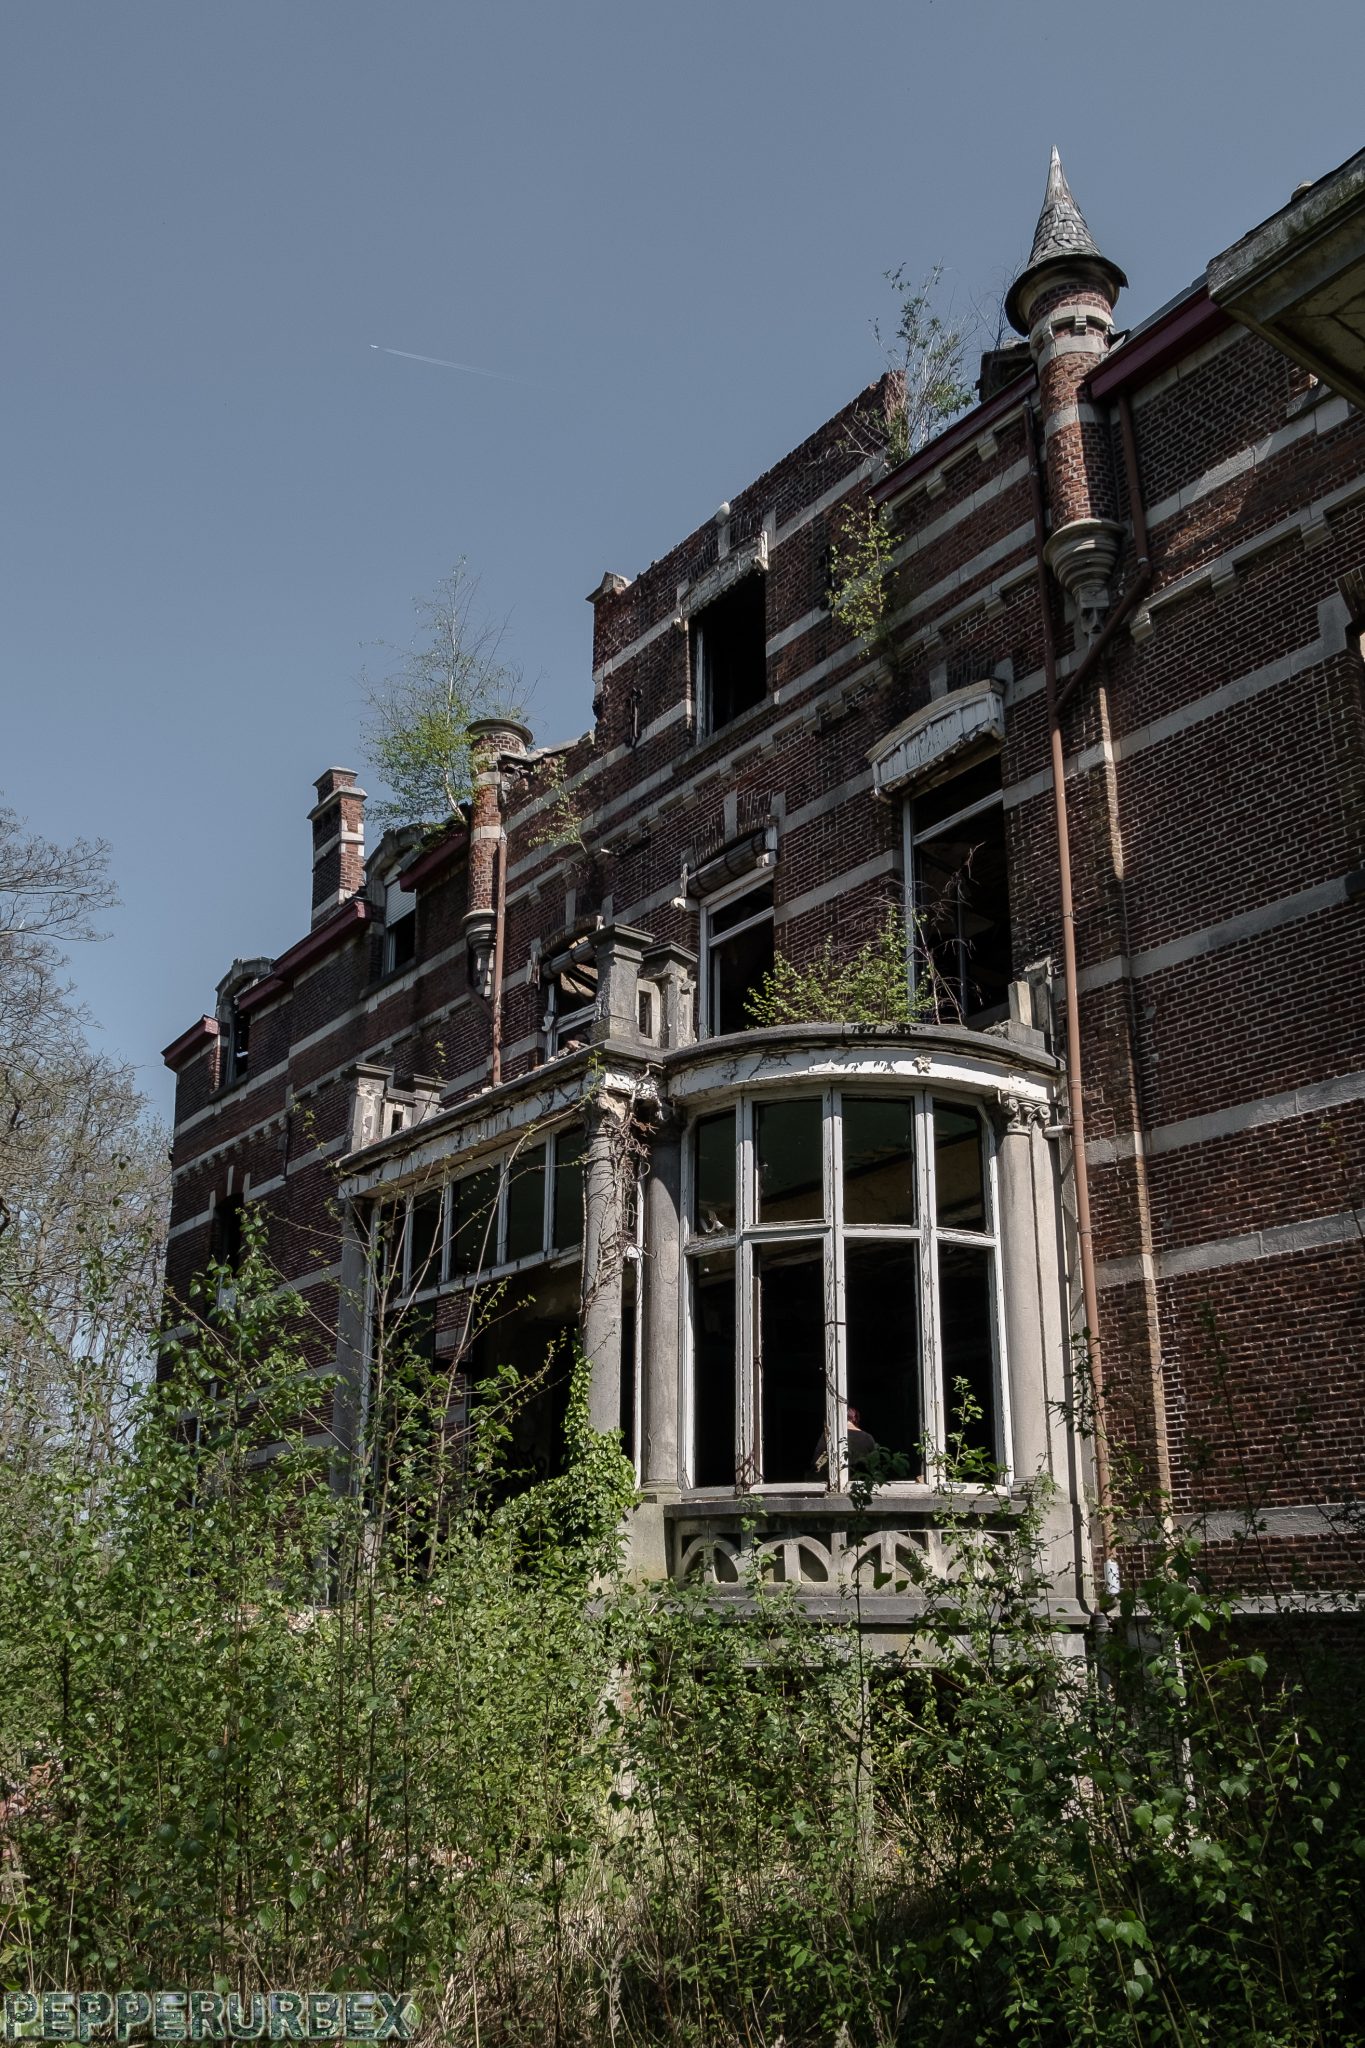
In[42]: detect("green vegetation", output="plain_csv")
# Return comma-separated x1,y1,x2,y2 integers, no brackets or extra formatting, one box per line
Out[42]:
360,563,525,829
743,911,929,1028
2,1214,1363,2048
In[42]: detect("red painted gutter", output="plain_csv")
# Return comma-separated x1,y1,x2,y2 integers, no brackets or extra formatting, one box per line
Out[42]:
398,822,468,892
872,368,1038,506
237,899,372,1016
161,1015,220,1071
1086,284,1231,401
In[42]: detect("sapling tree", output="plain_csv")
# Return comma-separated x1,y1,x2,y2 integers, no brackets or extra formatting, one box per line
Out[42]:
360,562,526,828
828,267,975,658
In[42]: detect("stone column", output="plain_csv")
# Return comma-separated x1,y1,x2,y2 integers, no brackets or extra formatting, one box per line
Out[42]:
997,1094,1089,1607
642,1116,683,1491
330,1201,372,1489
996,1097,1055,1486
580,1089,632,1436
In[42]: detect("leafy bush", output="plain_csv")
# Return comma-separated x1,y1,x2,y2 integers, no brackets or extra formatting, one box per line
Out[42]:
2,1236,1363,2047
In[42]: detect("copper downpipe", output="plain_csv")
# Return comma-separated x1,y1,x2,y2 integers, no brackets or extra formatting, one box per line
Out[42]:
1024,402,1114,1548
489,824,507,1089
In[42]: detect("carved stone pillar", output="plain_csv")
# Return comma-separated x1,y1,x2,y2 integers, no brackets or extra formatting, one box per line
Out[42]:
330,1201,372,1486
996,1096,1059,1484
580,1089,633,1435
642,1116,683,1491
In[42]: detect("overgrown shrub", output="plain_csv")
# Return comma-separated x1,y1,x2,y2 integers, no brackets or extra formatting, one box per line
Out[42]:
2,1237,1363,2047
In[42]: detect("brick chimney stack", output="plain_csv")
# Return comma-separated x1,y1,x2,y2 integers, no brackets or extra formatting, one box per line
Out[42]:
1007,149,1127,639
309,767,367,927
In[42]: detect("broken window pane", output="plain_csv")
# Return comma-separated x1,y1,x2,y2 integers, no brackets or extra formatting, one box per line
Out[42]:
934,1101,986,1231
691,1248,736,1488
845,1240,922,1480
756,1244,826,1484
694,573,767,733
842,1097,916,1227
939,1242,998,1469
504,1144,547,1263
694,1110,737,1235
756,1096,824,1223
707,882,774,1036
912,757,1011,1023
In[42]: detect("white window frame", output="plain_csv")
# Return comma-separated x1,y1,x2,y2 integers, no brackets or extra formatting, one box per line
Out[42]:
679,1086,1010,1495
442,1127,584,1290
698,869,776,1040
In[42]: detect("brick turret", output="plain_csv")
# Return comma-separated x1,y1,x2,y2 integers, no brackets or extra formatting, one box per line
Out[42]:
1008,148,1128,637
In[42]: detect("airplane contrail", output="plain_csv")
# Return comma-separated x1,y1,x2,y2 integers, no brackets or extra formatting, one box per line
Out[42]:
369,344,531,385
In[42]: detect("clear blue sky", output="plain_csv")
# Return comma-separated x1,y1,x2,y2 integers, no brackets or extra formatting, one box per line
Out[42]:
4,1,1361,1119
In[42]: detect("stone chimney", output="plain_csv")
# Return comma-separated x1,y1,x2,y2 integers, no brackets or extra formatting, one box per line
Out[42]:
1007,149,1128,639
462,717,534,995
309,768,367,926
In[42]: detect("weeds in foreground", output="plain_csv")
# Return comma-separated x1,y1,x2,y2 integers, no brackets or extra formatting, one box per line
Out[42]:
0,1240,1362,2047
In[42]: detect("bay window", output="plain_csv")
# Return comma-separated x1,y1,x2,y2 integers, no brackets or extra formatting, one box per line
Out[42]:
683,1090,1004,1491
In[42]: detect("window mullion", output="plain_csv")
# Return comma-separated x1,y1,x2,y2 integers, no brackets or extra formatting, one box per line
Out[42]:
737,1098,756,1486
986,1125,1012,1481
918,1092,943,1469
827,1090,846,1494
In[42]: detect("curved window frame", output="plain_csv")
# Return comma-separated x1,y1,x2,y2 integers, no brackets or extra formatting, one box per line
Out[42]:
680,1085,1010,1494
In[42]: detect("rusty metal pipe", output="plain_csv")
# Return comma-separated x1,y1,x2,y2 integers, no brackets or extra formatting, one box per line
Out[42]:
1054,396,1152,718
1024,402,1113,1546
489,826,507,1090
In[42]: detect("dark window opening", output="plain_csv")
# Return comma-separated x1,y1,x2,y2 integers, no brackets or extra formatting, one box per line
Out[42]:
756,1244,826,1484
693,1110,737,1235
755,1096,824,1223
211,1191,246,1273
548,955,598,1053
843,1097,916,1227
467,1268,580,1500
383,878,417,976
407,1189,443,1292
449,1167,499,1281
912,755,1011,1025
938,1242,999,1470
691,1248,736,1488
505,1144,547,1263
845,1241,922,1481
552,1128,585,1250
707,880,774,1036
694,574,767,734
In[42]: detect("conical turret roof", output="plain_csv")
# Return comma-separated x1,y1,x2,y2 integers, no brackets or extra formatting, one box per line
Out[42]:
1006,148,1127,334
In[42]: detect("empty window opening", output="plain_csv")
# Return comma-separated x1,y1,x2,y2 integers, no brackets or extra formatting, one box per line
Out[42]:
219,1006,250,1088
908,755,1011,1026
545,949,598,1054
212,1191,246,1273
694,574,767,734
383,877,417,976
704,878,775,1036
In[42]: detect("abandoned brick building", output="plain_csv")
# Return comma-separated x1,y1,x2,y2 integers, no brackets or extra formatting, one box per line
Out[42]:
163,147,1365,1634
